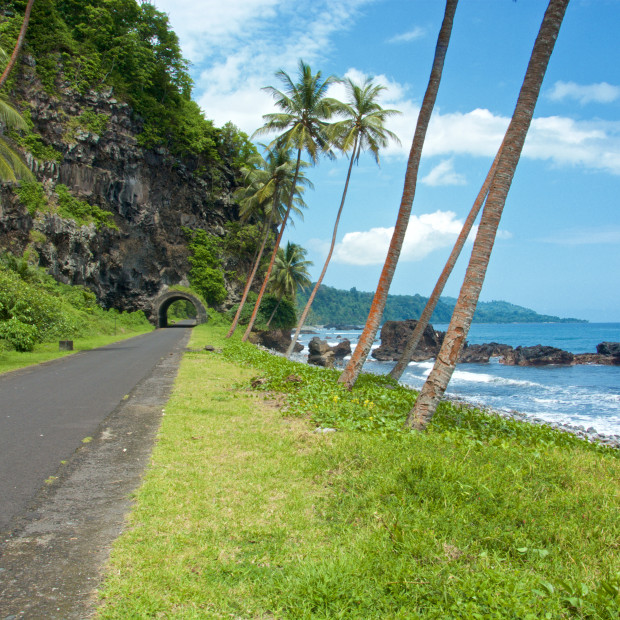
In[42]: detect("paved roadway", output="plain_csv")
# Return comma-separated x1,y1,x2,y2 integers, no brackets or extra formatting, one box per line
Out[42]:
0,324,193,533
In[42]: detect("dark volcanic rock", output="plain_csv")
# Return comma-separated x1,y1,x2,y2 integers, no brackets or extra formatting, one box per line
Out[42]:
248,329,303,354
372,320,443,362
597,342,620,356
574,353,620,365
501,345,575,366
325,324,363,330
307,337,335,368
458,342,514,363
332,339,352,359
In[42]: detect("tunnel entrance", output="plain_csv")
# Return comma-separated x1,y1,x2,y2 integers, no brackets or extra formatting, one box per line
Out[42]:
153,290,208,328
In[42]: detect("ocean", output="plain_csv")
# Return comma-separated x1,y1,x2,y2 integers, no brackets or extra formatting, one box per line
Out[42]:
295,323,620,436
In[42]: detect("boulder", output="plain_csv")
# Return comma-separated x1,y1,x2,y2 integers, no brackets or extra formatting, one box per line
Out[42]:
248,329,303,354
332,339,352,359
307,337,335,368
458,342,514,363
596,342,620,356
501,345,574,366
372,320,443,362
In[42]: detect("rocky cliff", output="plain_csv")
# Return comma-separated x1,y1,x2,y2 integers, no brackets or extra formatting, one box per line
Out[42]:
0,62,248,318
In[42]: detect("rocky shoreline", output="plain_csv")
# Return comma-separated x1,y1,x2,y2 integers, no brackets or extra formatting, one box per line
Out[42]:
372,320,620,366
250,328,620,451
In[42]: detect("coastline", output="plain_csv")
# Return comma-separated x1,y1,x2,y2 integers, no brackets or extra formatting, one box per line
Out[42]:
281,345,620,450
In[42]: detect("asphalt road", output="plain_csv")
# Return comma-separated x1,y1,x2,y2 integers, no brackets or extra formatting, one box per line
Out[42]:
0,323,193,533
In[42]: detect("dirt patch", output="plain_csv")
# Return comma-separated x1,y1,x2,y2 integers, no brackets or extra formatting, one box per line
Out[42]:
0,331,191,619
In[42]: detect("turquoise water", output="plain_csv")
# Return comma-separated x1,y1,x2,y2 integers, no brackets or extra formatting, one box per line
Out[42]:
297,323,620,436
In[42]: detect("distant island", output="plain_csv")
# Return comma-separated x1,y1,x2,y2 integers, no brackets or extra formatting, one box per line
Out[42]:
296,284,587,325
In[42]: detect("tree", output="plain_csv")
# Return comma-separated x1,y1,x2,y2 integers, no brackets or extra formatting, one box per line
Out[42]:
407,0,570,430
0,95,33,182
285,76,400,357
338,0,459,389
389,139,504,381
0,0,35,89
241,60,341,341
266,242,312,327
226,146,310,337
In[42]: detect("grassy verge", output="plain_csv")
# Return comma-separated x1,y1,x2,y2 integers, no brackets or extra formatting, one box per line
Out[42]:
97,323,620,619
0,325,154,374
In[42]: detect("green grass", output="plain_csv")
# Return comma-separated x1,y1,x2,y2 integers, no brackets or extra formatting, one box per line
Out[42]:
97,323,620,619
0,326,154,374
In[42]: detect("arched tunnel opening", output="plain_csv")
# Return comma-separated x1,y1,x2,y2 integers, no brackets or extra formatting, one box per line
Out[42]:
154,291,209,328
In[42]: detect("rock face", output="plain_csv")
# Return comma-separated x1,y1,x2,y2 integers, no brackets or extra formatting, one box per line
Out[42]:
372,320,444,362
501,346,575,366
332,339,352,359
248,329,303,354
0,66,250,319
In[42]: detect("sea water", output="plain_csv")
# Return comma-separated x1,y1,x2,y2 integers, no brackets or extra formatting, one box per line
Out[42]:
295,323,620,436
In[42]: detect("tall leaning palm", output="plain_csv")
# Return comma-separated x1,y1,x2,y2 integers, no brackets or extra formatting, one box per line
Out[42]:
408,0,570,429
266,242,312,327
389,140,504,381
285,77,400,357
338,0,458,389
0,0,35,89
226,147,310,338
241,60,340,341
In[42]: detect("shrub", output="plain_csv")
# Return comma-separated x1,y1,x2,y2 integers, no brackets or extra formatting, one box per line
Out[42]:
0,317,39,351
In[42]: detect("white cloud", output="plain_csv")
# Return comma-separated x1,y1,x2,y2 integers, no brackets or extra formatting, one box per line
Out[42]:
387,27,426,44
421,159,467,186
333,210,473,265
152,3,620,176
547,81,620,105
541,227,620,245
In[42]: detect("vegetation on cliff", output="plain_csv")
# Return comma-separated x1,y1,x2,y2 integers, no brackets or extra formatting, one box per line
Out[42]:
296,283,585,325
0,0,255,168
0,252,150,356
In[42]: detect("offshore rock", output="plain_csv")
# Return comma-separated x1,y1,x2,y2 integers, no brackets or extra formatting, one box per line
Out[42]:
597,342,620,356
332,339,352,359
501,345,575,366
372,320,444,362
458,342,514,363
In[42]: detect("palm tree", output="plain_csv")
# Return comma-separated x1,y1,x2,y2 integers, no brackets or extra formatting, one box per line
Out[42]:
226,147,311,337
0,0,35,89
407,0,570,430
266,242,312,327
338,0,459,389
0,95,33,182
389,139,504,381
241,60,341,341
285,77,401,358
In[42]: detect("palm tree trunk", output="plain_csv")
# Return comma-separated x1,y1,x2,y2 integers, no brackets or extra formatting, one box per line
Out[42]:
242,149,302,341
338,0,458,389
286,138,360,358
407,0,570,430
389,140,503,381
265,297,282,328
0,0,35,90
226,209,274,338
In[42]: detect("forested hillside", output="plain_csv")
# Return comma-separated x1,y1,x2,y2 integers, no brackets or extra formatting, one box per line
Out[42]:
296,284,585,325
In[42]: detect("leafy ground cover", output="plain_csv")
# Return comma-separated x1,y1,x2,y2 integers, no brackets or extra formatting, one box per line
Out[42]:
97,322,619,618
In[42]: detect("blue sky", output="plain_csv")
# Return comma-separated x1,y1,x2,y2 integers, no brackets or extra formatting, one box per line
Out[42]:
152,0,620,322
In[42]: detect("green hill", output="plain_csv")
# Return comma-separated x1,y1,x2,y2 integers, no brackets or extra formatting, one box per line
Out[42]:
296,284,586,325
